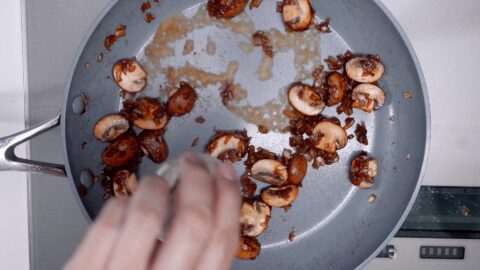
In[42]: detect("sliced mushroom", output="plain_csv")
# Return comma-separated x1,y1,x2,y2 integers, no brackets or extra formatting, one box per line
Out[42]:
288,155,308,185
113,59,147,93
207,0,248,19
93,114,129,141
312,121,348,153
345,56,384,83
352,84,386,113
166,82,197,117
113,170,138,197
261,184,299,208
236,236,261,260
137,130,169,164
282,0,313,31
325,72,347,106
350,153,378,189
206,132,249,162
241,201,271,237
101,134,138,167
288,83,325,116
251,159,288,186
133,98,169,130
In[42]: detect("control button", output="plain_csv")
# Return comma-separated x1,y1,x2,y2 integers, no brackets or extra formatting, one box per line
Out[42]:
420,246,465,259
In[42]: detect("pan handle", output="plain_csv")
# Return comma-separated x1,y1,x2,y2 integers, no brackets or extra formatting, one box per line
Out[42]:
0,115,66,177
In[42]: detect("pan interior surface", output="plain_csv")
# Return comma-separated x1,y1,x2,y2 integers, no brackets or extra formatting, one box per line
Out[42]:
63,0,428,269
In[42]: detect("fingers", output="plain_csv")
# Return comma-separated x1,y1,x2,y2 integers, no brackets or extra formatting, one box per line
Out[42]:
107,176,170,270
152,153,216,270
195,163,242,270
64,198,128,270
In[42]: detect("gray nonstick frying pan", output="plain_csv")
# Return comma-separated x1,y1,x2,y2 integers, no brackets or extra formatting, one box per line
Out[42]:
0,0,429,269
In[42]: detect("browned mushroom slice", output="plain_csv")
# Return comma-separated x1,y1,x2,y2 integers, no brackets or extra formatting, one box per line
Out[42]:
261,184,299,208
236,236,261,260
350,153,378,189
101,134,138,167
113,59,147,93
166,82,197,117
312,121,348,153
288,83,325,116
352,84,386,113
137,130,169,164
345,56,385,83
207,0,249,19
251,159,288,186
93,114,129,142
282,0,313,31
287,154,308,185
325,72,347,106
113,170,138,197
133,98,169,130
240,201,271,237
206,132,249,162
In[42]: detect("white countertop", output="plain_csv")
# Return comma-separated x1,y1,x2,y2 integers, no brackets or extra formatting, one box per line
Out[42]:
0,1,29,270
1,0,479,269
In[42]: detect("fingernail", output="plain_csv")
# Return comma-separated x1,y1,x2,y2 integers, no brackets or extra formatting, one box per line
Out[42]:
218,163,238,182
182,152,207,168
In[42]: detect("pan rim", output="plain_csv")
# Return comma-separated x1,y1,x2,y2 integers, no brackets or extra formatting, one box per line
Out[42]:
60,0,432,268
355,0,431,269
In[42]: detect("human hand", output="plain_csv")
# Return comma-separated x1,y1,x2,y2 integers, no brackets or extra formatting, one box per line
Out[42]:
65,153,241,270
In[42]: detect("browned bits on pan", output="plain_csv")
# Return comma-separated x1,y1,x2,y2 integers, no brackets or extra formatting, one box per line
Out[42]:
403,91,412,100
137,130,169,164
350,152,378,189
282,0,313,31
97,53,104,63
141,1,151,13
343,117,355,130
78,184,87,197
241,174,257,198
287,154,307,185
258,125,269,134
195,116,206,124
84,62,91,68
244,146,278,168
191,137,200,147
252,31,274,58
236,236,261,260
80,142,87,150
166,82,197,117
324,72,347,106
153,0,159,3
276,1,284,13
101,133,138,167
145,12,156,23
368,194,377,203
347,134,354,140
354,122,368,145
249,0,263,9
315,17,331,33
207,0,249,19
205,130,249,162
288,230,295,241
104,25,126,51
261,184,299,208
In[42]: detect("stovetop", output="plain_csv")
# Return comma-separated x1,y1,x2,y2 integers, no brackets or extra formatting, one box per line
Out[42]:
24,0,480,269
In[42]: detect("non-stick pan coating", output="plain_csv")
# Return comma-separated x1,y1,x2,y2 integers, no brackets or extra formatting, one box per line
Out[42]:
62,0,429,269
